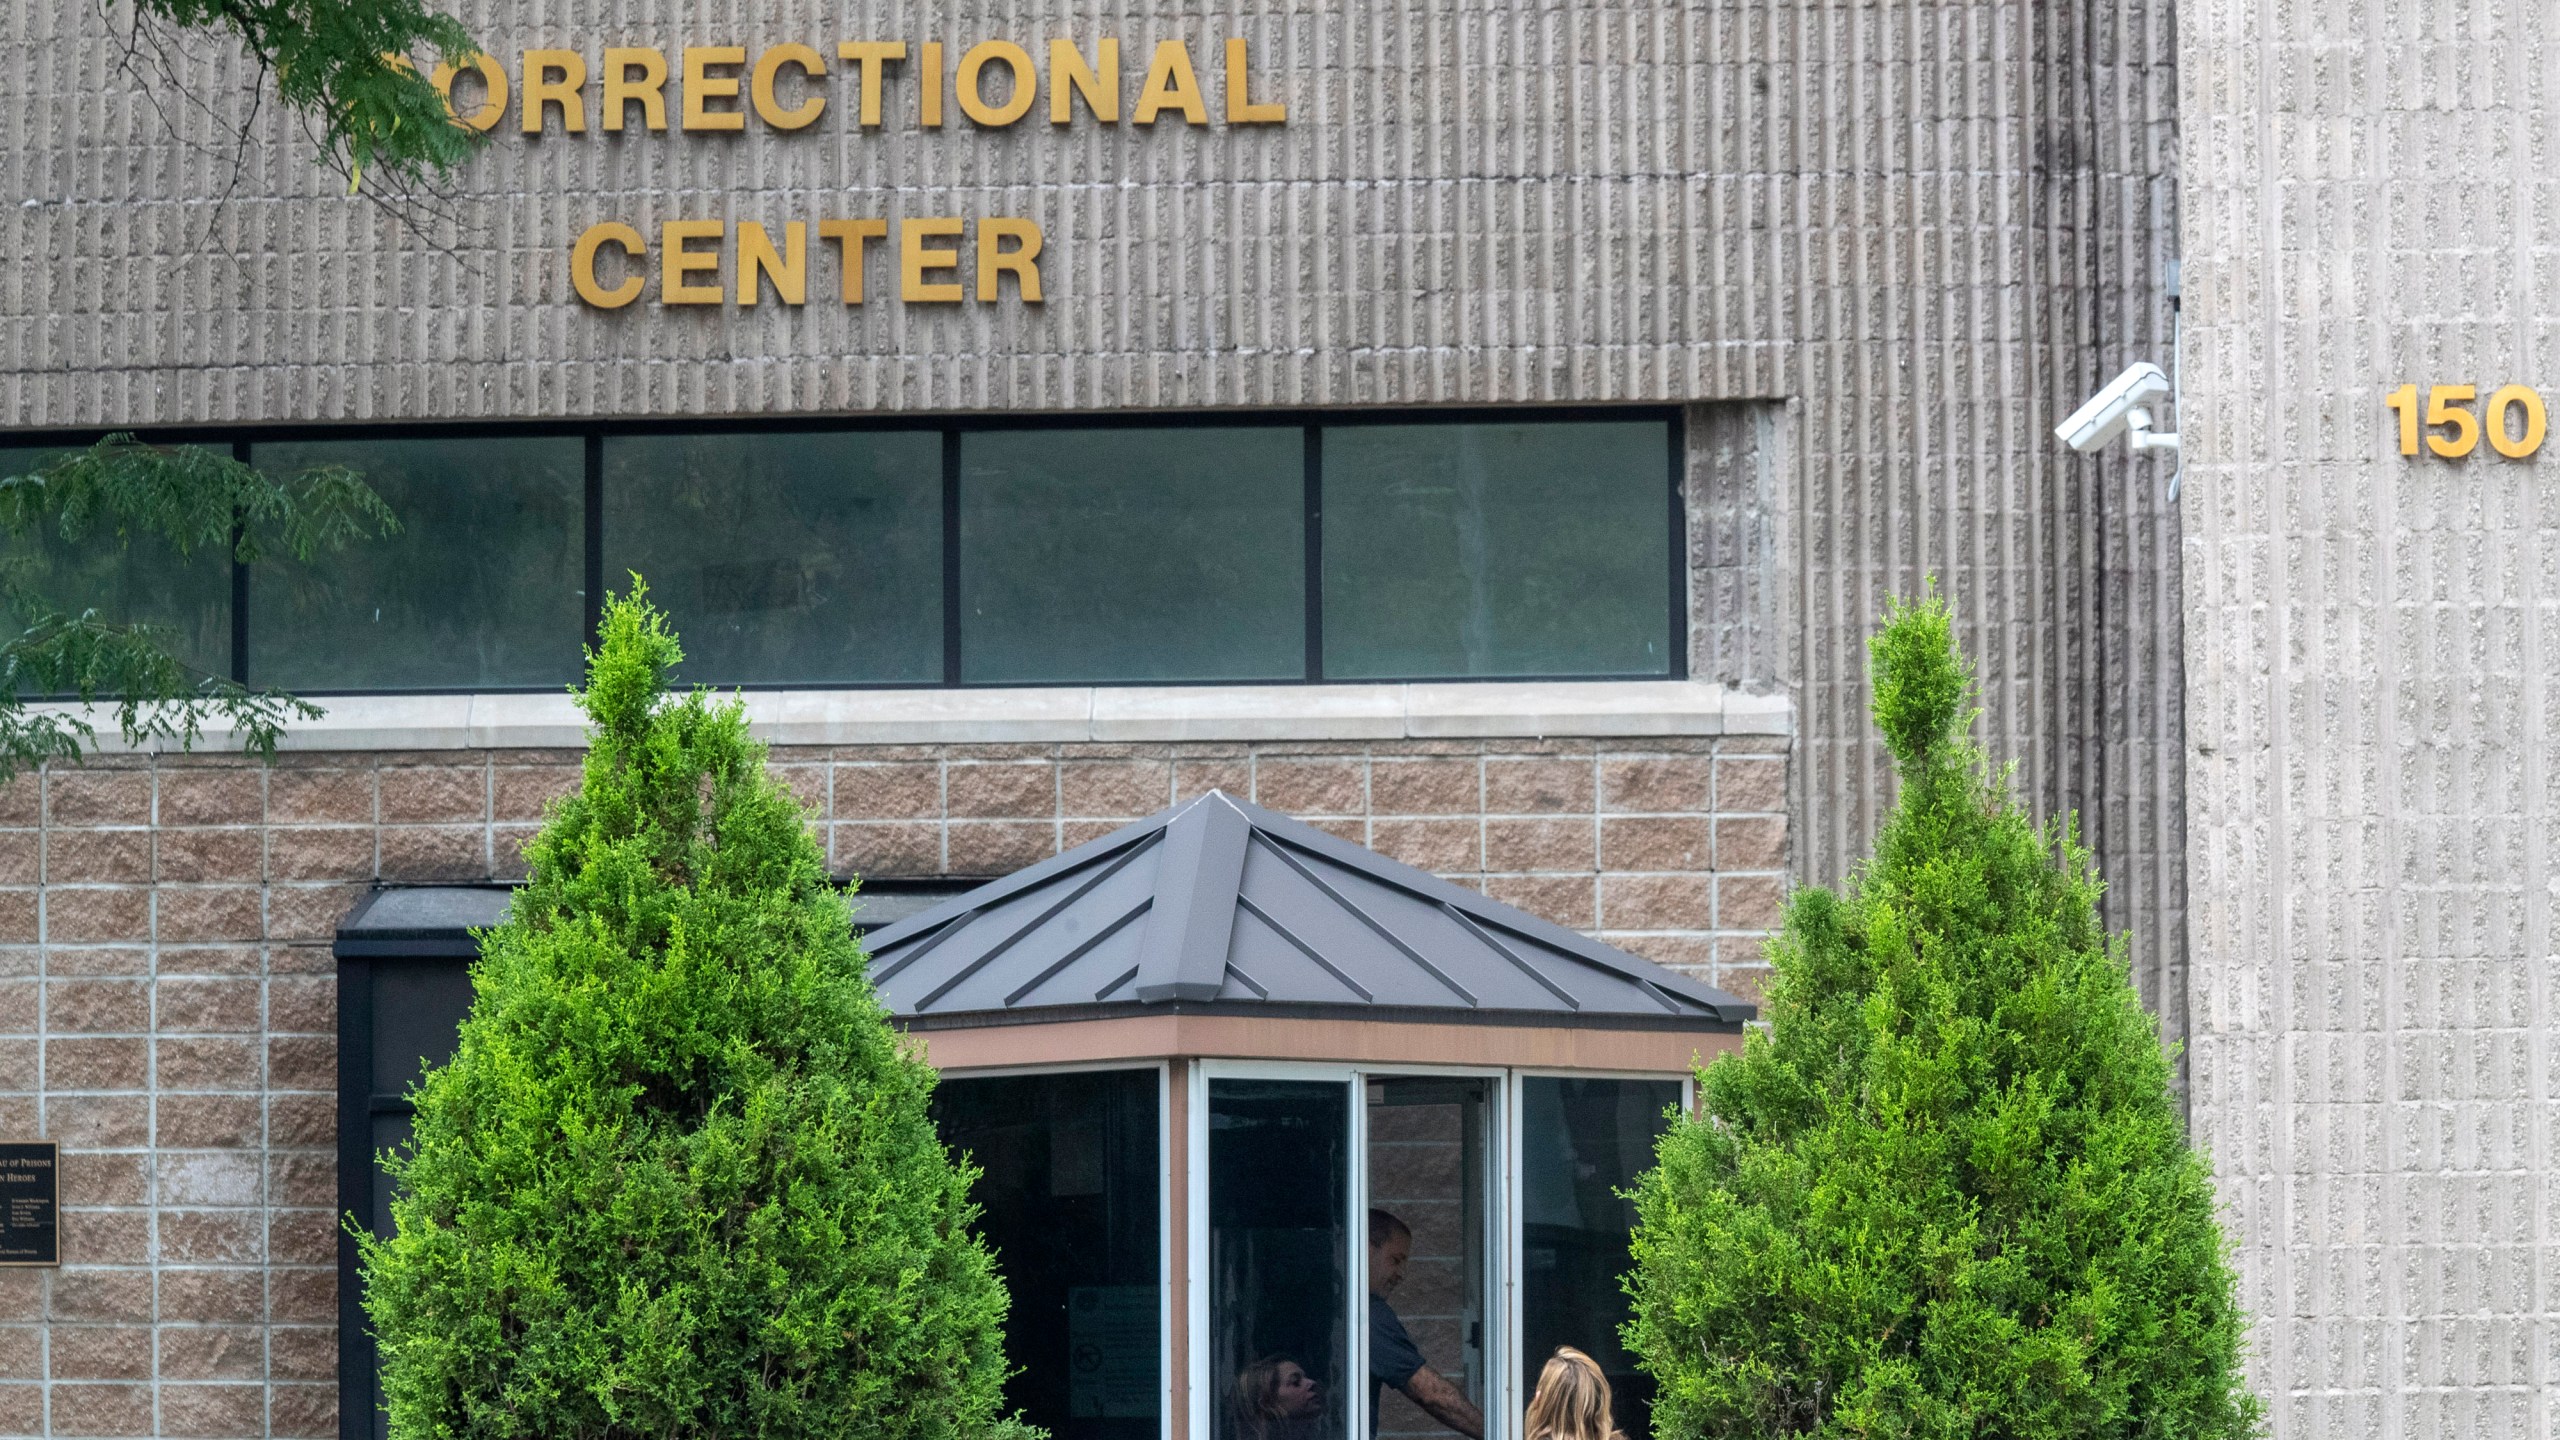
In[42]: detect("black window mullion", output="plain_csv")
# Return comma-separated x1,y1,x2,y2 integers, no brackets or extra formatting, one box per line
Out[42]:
584,432,605,647
941,429,963,685
1667,413,1688,680
230,439,250,683
169,407,1685,694
1303,424,1323,683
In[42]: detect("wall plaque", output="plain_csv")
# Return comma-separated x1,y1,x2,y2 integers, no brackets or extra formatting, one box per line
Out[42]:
0,1142,58,1266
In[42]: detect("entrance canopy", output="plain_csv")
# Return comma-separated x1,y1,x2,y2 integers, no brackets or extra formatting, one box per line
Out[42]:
866,790,1750,1072
888,795,1748,1440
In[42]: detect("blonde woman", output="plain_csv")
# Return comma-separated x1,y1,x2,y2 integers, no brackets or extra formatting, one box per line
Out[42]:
1523,1347,1626,1440
1230,1354,1325,1440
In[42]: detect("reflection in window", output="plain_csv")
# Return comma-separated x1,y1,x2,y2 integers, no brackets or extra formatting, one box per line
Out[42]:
1210,1079,1350,1440
603,431,942,684
960,428,1305,683
0,443,232,679
0,413,1690,693
247,437,584,690
1366,1077,1489,1440
1322,422,1673,679
1518,1077,1681,1440
935,1070,1162,1440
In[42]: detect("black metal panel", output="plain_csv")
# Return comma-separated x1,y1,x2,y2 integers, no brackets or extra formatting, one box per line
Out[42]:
336,896,496,1440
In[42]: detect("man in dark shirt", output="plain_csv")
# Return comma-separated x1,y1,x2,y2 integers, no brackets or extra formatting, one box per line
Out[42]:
1367,1209,1484,1439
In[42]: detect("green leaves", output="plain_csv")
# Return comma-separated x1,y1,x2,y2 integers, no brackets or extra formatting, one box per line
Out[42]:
1626,588,2258,1440
0,434,400,563
0,436,400,780
358,587,1022,1440
1867,585,1969,771
0,594,322,775
132,0,487,192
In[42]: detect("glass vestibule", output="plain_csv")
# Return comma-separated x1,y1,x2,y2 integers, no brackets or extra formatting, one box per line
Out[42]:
1187,1065,1685,1440
1368,1077,1493,1440
1206,1078,1354,1440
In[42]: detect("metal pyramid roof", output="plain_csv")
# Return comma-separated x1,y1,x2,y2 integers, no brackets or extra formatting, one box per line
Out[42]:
864,791,1753,1030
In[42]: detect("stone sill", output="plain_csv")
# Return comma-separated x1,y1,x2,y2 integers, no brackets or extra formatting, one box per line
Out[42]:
47,681,1791,754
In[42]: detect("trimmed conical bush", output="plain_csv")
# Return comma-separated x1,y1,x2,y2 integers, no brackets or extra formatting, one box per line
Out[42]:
1626,589,2257,1438
359,586,1018,1440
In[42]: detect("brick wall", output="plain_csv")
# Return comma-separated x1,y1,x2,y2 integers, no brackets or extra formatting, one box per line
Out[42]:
0,734,1780,1438
816,738,1785,995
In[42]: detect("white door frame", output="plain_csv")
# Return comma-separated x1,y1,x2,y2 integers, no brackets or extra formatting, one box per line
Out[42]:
1189,1060,1515,1440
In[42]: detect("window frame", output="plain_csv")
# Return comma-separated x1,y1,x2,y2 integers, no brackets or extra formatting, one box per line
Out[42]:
2,408,1686,693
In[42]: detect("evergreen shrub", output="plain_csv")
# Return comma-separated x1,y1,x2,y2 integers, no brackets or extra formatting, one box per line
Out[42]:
359,586,1021,1440
1626,589,2257,1438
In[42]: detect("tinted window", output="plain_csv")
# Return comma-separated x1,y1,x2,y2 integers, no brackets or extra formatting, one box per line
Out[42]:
1208,1078,1350,1440
0,443,231,678
1518,1076,1682,1440
16,415,1686,694
604,431,942,684
247,437,584,690
934,1070,1163,1440
1321,422,1673,678
960,428,1304,683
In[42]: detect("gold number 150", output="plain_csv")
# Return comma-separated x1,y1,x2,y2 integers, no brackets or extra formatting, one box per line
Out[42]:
2387,383,2547,459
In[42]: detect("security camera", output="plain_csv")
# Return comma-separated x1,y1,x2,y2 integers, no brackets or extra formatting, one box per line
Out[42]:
2055,361,2178,455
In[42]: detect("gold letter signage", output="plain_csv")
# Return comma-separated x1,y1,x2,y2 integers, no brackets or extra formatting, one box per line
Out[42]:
420,36,1289,310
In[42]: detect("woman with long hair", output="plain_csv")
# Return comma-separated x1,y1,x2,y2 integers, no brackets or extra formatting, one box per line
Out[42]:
1523,1347,1624,1440
1230,1354,1325,1440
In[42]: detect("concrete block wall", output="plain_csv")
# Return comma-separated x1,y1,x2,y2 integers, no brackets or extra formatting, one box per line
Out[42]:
2179,0,2560,1433
0,736,1782,1438
814,737,1789,993
0,0,2207,1431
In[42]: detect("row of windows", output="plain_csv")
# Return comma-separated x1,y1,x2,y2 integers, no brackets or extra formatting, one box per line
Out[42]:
1,414,1681,691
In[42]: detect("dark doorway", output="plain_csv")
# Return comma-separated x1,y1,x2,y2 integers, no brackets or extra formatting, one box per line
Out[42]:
935,1069,1165,1440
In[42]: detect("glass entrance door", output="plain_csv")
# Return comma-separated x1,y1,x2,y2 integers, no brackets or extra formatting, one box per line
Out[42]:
1205,1077,1354,1440
1196,1067,1505,1440
1364,1077,1494,1440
